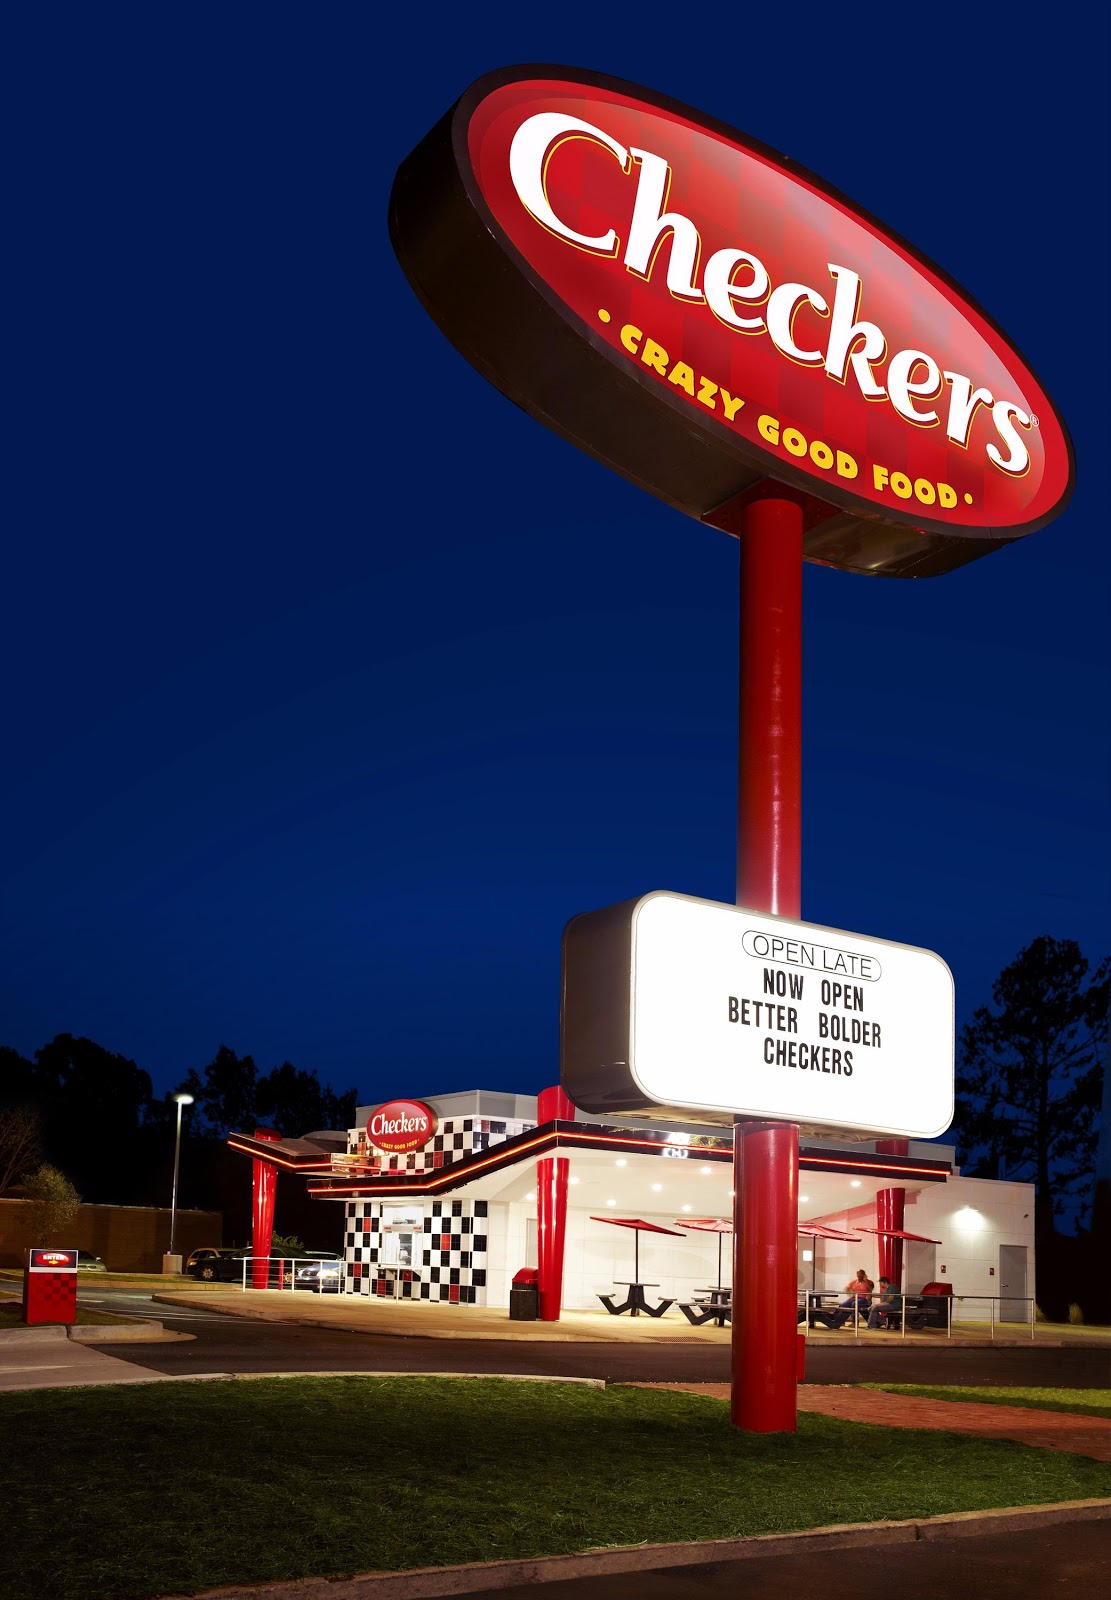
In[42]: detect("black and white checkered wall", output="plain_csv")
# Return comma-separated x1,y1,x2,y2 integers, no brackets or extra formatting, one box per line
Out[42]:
344,1198,490,1304
342,1114,530,1303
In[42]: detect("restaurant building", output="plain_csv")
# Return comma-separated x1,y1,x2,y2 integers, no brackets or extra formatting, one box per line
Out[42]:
228,1088,1034,1317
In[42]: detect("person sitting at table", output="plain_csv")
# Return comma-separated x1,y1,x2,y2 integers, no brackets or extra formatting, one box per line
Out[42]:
867,1277,903,1329
840,1269,873,1311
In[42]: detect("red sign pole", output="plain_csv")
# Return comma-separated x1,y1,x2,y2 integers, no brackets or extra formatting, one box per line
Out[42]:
732,491,802,1433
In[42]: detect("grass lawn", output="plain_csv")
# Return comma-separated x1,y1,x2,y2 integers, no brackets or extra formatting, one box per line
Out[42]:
0,1304,141,1328
0,1378,1108,1600
862,1383,1111,1418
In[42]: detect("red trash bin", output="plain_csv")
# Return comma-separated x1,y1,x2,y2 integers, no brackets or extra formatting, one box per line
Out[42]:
510,1268,539,1320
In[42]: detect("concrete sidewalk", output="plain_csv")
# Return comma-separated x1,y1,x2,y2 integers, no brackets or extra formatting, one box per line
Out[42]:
151,1289,1111,1348
0,1325,179,1391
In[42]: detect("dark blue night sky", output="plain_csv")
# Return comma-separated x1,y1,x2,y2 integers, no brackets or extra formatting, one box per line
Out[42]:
4,8,1108,1109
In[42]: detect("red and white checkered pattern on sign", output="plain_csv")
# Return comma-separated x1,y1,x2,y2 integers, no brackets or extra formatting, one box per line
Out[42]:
23,1271,78,1325
351,1113,533,1173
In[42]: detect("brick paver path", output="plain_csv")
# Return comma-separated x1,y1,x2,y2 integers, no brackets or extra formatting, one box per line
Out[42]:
636,1383,1111,1461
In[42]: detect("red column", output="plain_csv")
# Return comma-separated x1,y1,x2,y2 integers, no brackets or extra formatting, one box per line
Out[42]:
536,1085,575,1321
876,1138,909,1284
737,495,802,916
732,493,803,1433
251,1128,281,1290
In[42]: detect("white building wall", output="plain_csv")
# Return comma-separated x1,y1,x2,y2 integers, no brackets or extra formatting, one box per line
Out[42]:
808,1175,1036,1310
485,1201,518,1309
560,1208,726,1312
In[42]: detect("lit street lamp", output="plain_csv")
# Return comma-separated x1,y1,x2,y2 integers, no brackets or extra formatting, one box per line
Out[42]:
164,1092,194,1274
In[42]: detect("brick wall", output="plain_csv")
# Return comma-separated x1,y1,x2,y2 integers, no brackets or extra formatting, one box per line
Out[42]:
0,1199,222,1271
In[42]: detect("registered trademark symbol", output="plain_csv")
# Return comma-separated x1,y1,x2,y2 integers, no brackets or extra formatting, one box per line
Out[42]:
1031,414,1039,428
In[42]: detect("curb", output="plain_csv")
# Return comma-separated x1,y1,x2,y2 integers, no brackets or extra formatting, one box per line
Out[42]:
0,1370,606,1394
0,1324,69,1346
68,1320,197,1344
163,1499,1111,1600
207,1371,606,1388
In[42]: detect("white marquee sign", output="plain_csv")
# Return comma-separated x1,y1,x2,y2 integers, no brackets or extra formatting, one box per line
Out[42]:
561,892,954,1139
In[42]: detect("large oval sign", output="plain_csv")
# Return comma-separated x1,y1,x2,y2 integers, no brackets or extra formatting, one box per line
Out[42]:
367,1099,437,1154
390,67,1073,578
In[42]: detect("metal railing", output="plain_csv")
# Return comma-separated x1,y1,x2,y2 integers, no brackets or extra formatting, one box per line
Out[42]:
236,1255,342,1293
950,1293,1037,1341
799,1290,1036,1341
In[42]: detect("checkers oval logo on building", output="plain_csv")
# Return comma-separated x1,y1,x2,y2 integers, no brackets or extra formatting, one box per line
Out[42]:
391,66,1073,578
367,1100,437,1154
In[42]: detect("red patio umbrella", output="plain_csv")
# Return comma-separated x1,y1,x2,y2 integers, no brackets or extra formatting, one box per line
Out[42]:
857,1226,942,1302
590,1216,685,1281
858,1227,941,1243
677,1217,732,1285
797,1222,864,1293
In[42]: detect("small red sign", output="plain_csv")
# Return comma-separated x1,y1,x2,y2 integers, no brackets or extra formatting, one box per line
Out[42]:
367,1099,437,1154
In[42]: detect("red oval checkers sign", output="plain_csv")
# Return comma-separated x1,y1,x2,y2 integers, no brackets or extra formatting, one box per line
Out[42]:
367,1100,437,1154
390,67,1073,578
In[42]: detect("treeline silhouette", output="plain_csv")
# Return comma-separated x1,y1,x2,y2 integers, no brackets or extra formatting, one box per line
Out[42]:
0,1036,358,1247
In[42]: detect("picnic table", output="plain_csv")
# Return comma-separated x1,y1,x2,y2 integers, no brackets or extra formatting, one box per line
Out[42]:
598,1281,675,1318
678,1286,732,1327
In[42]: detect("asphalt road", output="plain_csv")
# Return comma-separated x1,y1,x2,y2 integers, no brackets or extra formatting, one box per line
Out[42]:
463,1522,1111,1600
82,1288,1111,1387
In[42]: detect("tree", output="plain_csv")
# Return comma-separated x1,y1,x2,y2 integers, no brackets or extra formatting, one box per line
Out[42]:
0,1106,42,1196
949,936,1109,1313
255,1061,358,1137
179,1045,258,1135
24,1164,81,1246
29,1035,154,1201
0,1045,37,1107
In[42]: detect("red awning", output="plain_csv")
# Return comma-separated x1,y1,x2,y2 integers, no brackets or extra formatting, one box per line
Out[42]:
798,1222,864,1240
677,1217,732,1233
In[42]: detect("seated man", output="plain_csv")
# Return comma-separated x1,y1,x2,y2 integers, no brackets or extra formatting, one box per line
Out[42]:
867,1277,903,1329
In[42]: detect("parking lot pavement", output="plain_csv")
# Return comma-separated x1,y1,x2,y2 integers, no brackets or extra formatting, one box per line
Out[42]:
74,1289,1108,1389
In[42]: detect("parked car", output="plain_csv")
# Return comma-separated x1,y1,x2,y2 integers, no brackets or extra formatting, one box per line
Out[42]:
186,1248,247,1281
75,1250,108,1273
294,1259,343,1293
188,1247,341,1285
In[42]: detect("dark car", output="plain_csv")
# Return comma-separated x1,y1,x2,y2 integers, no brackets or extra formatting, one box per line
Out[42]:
187,1248,248,1282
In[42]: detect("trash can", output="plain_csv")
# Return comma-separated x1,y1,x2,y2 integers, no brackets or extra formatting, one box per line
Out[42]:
509,1267,539,1321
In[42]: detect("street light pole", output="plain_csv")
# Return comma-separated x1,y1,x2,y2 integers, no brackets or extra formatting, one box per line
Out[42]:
165,1092,194,1273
